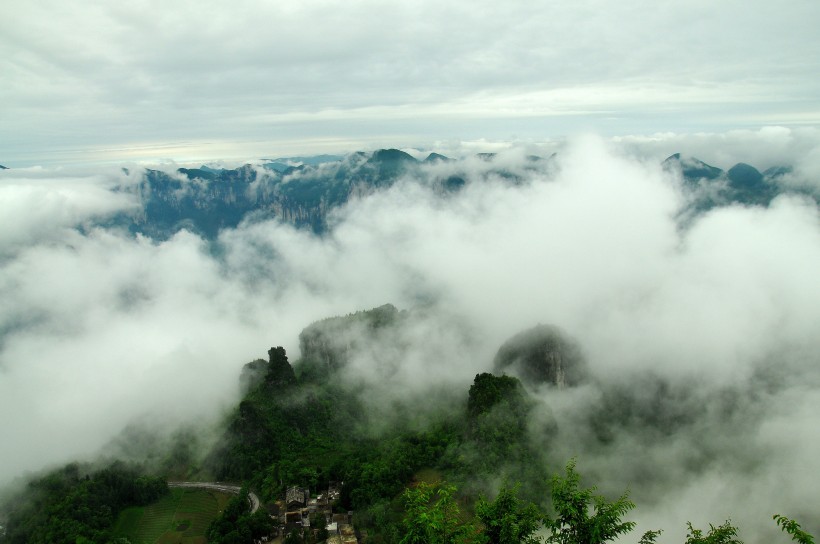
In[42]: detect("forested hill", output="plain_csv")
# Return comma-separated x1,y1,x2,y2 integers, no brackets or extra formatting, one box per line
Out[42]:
0,463,167,544
111,150,806,241
0,302,565,543
1,303,817,543
205,304,554,508
195,303,820,543
204,345,547,542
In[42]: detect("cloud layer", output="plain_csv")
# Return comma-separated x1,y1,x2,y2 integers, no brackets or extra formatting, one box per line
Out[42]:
2,1,820,165
1,135,819,540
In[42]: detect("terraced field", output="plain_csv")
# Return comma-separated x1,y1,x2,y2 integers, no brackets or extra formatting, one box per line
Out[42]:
113,487,232,544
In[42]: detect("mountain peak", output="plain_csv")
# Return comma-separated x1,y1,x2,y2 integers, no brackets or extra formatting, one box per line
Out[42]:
727,162,763,187
493,324,586,388
726,162,773,205
663,153,723,181
424,152,452,163
369,148,418,164
763,165,792,179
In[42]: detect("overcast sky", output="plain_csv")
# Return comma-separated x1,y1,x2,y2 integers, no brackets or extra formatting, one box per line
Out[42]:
2,0,819,166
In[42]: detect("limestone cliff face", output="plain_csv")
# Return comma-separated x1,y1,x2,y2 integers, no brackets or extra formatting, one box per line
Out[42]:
493,324,586,388
125,151,796,241
130,150,422,238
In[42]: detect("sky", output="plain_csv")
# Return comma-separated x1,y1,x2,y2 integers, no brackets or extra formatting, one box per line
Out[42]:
2,0,820,166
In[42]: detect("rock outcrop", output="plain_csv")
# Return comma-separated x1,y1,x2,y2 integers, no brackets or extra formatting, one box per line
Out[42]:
493,325,586,387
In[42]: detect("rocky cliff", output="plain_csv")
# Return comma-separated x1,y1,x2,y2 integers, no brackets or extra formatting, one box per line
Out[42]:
493,324,586,388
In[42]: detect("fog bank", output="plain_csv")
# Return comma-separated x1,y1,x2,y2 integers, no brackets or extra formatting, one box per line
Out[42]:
1,135,818,541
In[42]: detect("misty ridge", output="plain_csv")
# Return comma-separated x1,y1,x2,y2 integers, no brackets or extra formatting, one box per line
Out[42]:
1,133,820,543
65,142,820,241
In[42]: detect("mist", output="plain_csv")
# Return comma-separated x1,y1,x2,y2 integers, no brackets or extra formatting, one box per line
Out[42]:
1,134,818,541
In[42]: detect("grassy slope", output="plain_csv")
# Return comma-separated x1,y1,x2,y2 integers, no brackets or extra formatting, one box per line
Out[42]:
113,488,232,544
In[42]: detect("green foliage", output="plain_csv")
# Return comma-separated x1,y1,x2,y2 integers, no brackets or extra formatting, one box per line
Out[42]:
400,482,476,544
343,424,459,510
0,462,167,544
209,348,545,541
284,528,304,544
474,484,543,544
459,373,540,479
774,514,816,544
112,487,225,543
467,373,525,420
207,346,365,490
266,346,298,387
206,488,274,544
294,357,330,384
684,520,742,544
543,459,638,544
638,529,663,544
208,343,462,513
5,324,817,544
312,512,330,542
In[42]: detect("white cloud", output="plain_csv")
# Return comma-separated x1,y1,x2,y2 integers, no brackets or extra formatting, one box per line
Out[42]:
0,168,137,250
0,136,819,540
615,127,820,169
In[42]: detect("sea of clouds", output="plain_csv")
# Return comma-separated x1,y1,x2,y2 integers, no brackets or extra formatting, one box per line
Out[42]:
1,130,818,541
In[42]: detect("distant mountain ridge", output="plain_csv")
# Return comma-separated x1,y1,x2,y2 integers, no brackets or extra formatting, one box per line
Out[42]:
662,153,790,211
111,150,809,241
120,149,516,239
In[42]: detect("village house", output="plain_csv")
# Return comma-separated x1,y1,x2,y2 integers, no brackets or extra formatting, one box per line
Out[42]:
276,483,357,543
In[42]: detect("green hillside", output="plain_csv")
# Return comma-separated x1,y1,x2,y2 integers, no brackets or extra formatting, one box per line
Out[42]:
112,488,232,544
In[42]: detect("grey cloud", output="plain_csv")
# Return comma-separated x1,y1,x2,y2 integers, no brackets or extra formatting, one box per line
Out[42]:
3,1,820,165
